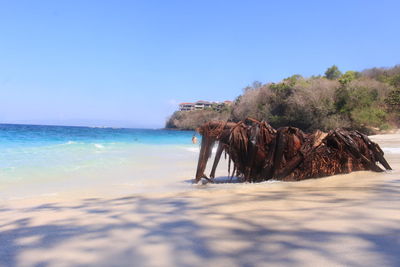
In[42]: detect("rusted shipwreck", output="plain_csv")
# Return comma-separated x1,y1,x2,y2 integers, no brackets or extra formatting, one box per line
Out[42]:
195,118,392,183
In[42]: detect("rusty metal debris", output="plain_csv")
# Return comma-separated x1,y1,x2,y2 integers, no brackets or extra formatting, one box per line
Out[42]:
195,118,392,183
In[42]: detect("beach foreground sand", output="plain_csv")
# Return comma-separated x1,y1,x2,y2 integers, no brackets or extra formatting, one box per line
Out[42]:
1,134,399,267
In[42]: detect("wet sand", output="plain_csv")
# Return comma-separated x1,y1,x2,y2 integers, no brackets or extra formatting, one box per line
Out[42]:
0,134,399,267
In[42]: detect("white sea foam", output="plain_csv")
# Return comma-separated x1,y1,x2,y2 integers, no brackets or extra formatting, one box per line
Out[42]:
94,144,105,149
184,147,217,153
66,141,77,145
382,147,400,154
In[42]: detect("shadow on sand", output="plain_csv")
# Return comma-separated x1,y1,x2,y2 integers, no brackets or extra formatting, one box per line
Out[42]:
1,176,400,267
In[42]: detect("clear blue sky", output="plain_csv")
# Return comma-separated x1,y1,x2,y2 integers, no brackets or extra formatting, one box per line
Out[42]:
1,0,399,128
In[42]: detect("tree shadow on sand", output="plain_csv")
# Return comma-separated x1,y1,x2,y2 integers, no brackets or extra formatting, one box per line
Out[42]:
1,180,400,267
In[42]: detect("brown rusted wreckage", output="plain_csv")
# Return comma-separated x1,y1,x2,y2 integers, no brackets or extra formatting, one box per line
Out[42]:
194,118,392,183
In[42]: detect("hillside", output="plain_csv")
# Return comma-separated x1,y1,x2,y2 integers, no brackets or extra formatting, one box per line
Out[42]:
166,65,400,134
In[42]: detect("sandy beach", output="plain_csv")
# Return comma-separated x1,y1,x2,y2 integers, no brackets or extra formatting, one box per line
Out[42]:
1,134,399,267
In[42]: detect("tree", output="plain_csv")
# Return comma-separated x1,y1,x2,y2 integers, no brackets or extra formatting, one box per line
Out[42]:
339,71,360,85
385,88,400,112
325,65,342,80
389,74,400,88
252,81,263,89
283,74,302,85
243,81,263,92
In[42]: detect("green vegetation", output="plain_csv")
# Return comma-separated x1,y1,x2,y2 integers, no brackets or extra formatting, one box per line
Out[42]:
325,65,342,80
166,65,400,133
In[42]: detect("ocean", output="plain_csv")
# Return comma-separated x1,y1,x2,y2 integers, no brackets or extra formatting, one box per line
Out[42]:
0,124,203,199
1,124,398,201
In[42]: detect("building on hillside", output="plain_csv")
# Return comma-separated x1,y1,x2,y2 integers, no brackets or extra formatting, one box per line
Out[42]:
179,102,195,111
194,100,212,110
179,100,232,111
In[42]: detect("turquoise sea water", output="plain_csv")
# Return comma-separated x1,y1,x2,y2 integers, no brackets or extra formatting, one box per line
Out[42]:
0,124,201,198
0,124,196,148
1,124,399,200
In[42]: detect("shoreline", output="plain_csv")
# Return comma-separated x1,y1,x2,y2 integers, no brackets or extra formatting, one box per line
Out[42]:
2,132,399,207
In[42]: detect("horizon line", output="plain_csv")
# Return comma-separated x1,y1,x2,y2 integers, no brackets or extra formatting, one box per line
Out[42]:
0,121,168,130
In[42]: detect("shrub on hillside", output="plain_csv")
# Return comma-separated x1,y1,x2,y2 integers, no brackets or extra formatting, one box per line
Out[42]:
166,65,400,133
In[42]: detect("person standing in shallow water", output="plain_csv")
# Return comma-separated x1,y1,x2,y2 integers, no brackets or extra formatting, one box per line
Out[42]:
192,134,198,144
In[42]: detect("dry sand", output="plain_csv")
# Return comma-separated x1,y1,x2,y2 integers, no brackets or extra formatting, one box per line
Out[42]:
0,134,399,267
